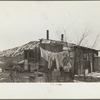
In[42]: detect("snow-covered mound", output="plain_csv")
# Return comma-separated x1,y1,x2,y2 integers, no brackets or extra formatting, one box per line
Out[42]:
0,41,39,57
87,72,100,78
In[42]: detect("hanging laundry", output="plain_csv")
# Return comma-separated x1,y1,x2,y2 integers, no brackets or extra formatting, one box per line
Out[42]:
48,56,53,69
40,47,49,61
51,59,57,69
63,62,71,72
40,47,70,70
56,58,60,70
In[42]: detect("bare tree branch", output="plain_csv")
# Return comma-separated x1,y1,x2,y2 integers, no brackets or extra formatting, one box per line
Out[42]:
92,34,99,49
78,29,89,46
82,40,88,47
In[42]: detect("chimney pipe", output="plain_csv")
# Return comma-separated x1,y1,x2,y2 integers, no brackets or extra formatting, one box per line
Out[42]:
47,30,49,40
61,34,64,41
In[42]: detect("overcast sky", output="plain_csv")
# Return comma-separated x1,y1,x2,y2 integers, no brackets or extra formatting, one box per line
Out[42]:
0,1,100,51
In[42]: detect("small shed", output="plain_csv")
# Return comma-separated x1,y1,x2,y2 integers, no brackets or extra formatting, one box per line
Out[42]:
73,45,98,75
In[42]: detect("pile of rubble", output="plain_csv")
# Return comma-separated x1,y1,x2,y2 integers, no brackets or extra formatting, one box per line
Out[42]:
74,72,100,82
0,71,46,82
85,72,100,82
87,72,100,78
0,72,12,82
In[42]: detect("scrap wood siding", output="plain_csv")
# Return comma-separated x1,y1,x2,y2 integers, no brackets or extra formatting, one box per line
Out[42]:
23,39,99,79
24,46,41,72
39,39,99,76
23,39,74,81
39,39,74,81
73,46,98,75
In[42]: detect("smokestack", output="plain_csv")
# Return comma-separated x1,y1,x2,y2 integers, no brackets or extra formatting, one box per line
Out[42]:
47,30,49,40
61,34,64,41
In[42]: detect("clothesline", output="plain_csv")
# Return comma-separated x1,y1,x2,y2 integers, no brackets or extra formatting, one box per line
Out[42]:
40,47,71,70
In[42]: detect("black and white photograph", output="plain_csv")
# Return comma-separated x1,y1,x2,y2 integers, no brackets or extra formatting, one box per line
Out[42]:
0,1,100,83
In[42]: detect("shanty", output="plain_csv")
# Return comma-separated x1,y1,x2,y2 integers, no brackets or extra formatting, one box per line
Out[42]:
0,30,99,82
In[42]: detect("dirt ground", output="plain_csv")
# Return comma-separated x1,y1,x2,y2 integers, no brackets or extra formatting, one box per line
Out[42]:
0,71,45,82
0,71,73,82
0,71,100,82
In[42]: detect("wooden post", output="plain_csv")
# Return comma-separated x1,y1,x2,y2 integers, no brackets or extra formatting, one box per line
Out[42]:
24,59,28,71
